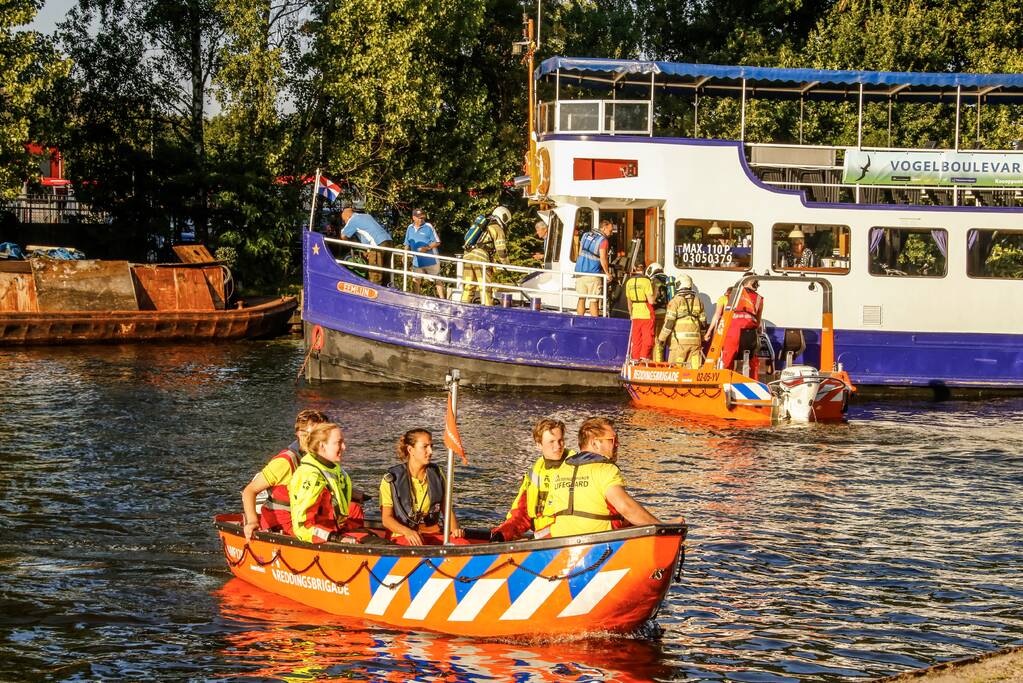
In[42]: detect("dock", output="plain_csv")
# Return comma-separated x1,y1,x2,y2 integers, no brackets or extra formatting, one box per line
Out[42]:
877,646,1023,682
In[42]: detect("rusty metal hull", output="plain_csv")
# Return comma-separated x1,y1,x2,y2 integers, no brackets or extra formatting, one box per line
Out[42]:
0,296,297,346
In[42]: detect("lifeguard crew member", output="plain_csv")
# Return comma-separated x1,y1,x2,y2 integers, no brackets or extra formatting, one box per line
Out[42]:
490,418,576,542
574,219,613,316
288,422,366,544
380,428,467,546
623,262,656,360
655,274,707,367
241,409,328,540
340,207,393,285
720,275,764,379
461,206,510,306
542,417,663,538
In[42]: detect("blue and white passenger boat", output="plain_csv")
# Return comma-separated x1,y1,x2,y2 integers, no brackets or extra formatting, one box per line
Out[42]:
304,56,1023,391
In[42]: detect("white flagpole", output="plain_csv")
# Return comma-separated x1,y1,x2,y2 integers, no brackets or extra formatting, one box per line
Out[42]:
307,168,321,232
442,368,460,545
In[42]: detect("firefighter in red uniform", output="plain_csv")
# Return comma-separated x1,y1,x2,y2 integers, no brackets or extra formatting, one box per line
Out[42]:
719,276,764,379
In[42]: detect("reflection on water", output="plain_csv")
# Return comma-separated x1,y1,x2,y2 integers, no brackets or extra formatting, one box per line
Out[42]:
1,341,1022,681
217,578,672,682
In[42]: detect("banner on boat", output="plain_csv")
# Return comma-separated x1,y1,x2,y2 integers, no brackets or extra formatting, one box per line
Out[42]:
842,148,1023,187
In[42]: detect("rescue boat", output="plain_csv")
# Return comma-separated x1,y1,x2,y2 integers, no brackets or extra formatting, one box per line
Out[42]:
621,274,855,424
215,515,686,639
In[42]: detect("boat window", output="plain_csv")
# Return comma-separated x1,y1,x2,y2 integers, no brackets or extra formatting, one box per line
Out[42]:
772,223,851,274
967,229,1023,279
672,219,753,271
868,227,948,278
546,213,563,264
570,208,593,262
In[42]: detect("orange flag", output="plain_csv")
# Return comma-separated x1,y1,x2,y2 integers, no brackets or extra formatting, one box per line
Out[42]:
443,393,468,465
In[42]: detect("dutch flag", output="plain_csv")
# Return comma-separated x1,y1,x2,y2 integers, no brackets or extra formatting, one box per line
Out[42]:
317,175,341,202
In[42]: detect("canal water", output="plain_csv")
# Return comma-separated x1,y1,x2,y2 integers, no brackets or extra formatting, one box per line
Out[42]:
1,340,1021,682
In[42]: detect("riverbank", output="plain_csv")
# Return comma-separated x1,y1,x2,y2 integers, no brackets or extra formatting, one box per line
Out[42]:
878,646,1023,681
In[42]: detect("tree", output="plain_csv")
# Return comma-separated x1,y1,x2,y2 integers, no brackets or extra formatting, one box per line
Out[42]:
0,0,68,198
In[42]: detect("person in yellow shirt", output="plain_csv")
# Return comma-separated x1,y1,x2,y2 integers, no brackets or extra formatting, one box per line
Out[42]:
623,263,656,360
380,428,467,546
490,418,576,542
240,409,328,540
542,417,663,538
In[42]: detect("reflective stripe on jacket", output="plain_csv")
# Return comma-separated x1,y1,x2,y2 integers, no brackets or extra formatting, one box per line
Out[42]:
659,292,706,343
258,443,301,534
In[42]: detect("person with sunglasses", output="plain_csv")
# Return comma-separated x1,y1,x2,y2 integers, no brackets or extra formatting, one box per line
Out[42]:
541,417,662,538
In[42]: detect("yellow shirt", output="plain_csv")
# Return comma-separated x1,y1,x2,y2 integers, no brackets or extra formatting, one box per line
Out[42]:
261,456,294,487
625,276,654,319
543,460,625,538
379,474,432,526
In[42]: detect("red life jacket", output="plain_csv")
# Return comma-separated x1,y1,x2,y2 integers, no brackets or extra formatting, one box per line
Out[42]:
733,287,762,324
257,445,301,535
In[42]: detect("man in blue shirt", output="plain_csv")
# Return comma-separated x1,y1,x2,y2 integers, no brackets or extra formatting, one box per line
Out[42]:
403,208,444,298
574,218,613,316
341,208,393,285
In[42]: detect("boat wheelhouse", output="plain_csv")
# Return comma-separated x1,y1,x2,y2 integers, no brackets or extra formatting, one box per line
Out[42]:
303,55,1023,391
528,57,1023,390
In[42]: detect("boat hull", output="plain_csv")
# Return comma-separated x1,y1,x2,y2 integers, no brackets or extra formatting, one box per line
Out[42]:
215,513,685,639
302,231,630,390
621,362,851,423
0,296,297,346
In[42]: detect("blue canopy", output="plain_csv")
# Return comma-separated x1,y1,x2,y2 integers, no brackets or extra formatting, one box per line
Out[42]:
537,57,1023,103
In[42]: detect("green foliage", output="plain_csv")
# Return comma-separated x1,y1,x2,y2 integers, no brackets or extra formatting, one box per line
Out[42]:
0,0,68,198
897,233,945,276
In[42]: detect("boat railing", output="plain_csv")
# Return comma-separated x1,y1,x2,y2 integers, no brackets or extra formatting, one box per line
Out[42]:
321,236,610,316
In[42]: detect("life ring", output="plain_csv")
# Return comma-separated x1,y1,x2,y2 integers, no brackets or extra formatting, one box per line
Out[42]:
536,147,551,195
310,324,325,351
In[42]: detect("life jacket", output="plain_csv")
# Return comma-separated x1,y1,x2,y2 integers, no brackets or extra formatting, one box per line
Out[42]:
545,452,625,527
624,275,652,303
733,287,762,324
520,449,576,533
258,440,302,533
575,230,606,274
383,462,446,529
289,453,353,544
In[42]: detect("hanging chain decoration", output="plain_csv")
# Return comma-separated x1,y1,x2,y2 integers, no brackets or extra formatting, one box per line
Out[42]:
223,537,613,591
633,384,724,400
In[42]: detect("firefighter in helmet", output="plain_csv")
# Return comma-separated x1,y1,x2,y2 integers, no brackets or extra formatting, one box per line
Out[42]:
654,274,707,367
461,206,510,305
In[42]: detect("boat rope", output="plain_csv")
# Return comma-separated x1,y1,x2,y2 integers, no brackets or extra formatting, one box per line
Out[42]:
222,537,612,589
296,324,325,382
635,384,723,400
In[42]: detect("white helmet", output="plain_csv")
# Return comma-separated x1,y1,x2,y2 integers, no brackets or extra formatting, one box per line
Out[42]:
491,206,511,227
677,274,694,290
645,262,663,277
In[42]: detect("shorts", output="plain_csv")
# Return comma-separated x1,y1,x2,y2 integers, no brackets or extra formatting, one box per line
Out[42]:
414,263,440,276
575,275,603,296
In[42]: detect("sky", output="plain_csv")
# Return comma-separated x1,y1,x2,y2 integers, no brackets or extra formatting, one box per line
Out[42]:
28,0,74,34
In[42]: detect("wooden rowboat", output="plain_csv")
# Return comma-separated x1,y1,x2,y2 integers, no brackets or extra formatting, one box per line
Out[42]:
215,513,686,639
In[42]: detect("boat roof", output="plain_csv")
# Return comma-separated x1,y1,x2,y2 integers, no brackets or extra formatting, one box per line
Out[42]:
537,57,1023,103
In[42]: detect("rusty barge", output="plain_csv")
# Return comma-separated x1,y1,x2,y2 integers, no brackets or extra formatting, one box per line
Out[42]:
0,247,296,346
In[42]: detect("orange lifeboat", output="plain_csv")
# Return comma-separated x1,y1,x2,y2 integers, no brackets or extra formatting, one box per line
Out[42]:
215,515,686,639
622,274,855,424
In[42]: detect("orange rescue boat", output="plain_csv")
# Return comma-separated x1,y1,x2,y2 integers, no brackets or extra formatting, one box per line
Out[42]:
622,274,855,424
215,515,686,639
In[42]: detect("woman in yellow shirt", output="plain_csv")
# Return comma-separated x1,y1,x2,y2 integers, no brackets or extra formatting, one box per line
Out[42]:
380,429,465,546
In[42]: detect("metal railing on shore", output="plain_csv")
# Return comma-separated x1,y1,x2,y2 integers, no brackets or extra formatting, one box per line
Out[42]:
0,195,108,224
321,236,609,316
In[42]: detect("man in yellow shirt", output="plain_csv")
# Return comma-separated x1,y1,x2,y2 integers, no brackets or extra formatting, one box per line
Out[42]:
542,417,662,538
623,263,656,360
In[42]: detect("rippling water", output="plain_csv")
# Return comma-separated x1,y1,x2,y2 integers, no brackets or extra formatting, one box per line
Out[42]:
1,341,1022,681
